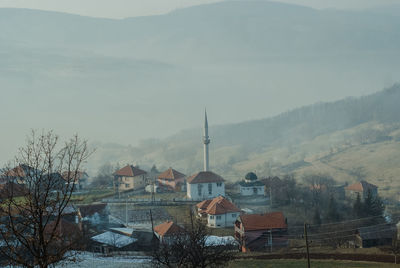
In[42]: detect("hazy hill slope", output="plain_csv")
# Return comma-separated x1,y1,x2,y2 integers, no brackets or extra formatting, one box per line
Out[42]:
91,85,400,200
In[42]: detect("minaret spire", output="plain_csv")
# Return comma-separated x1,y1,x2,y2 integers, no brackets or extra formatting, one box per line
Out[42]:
203,109,210,171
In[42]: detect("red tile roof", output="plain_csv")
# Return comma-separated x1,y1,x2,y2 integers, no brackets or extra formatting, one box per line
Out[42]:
154,221,184,237
196,199,212,210
345,180,378,192
114,165,147,177
187,171,224,184
2,165,32,178
239,212,287,231
158,168,186,180
201,196,241,215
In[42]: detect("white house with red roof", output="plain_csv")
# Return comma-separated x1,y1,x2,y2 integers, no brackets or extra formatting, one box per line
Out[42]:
113,165,147,192
345,180,378,199
186,171,225,201
158,168,186,191
196,196,240,228
154,220,185,244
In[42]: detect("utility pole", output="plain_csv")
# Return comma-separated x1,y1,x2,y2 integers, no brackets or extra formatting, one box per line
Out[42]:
150,209,154,233
269,186,273,211
304,223,311,268
125,198,128,226
269,230,273,253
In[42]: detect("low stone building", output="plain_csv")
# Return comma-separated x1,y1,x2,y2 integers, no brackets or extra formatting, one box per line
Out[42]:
355,224,396,248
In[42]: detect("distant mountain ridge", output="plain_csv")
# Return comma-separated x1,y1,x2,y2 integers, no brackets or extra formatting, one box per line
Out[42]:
1,1,400,171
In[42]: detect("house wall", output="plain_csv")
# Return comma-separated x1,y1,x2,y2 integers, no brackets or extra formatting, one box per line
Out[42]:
187,182,225,201
158,177,185,191
116,175,146,191
207,212,239,228
346,188,378,200
234,224,288,252
239,185,264,196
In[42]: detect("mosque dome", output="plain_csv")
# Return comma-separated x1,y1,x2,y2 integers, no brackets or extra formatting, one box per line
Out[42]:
245,172,258,181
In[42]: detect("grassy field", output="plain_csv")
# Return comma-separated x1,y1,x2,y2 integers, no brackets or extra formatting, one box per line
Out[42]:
229,259,399,268
70,188,115,204
130,191,187,200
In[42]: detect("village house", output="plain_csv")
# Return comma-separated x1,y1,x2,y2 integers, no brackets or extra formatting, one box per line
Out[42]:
187,171,225,201
238,172,265,196
0,164,34,184
196,196,241,228
114,165,147,192
345,180,378,199
154,220,185,244
77,203,109,232
158,167,186,191
62,171,89,191
355,224,396,248
90,230,137,254
234,212,288,252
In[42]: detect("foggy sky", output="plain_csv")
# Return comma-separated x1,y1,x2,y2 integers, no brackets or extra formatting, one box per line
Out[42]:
1,0,400,167
0,0,399,18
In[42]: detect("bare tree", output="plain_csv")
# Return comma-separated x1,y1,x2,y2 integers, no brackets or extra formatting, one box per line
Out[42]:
0,130,91,268
152,212,234,268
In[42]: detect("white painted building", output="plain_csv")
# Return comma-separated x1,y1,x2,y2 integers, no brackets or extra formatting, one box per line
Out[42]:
196,196,241,228
239,172,265,196
187,171,225,201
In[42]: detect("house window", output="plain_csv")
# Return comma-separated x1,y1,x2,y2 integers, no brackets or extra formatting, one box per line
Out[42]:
125,183,130,188
198,184,202,196
231,214,236,218
217,182,222,187
253,188,258,194
216,215,221,220
209,215,214,219
208,183,212,195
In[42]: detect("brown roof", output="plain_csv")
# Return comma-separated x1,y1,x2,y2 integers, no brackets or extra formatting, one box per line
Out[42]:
114,165,147,177
187,171,224,184
78,203,107,218
158,168,186,180
346,180,378,192
0,182,27,198
154,221,184,237
2,165,32,178
196,199,212,210
239,212,287,231
199,196,240,215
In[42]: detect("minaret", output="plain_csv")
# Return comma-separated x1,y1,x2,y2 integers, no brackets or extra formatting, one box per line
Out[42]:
203,109,210,171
